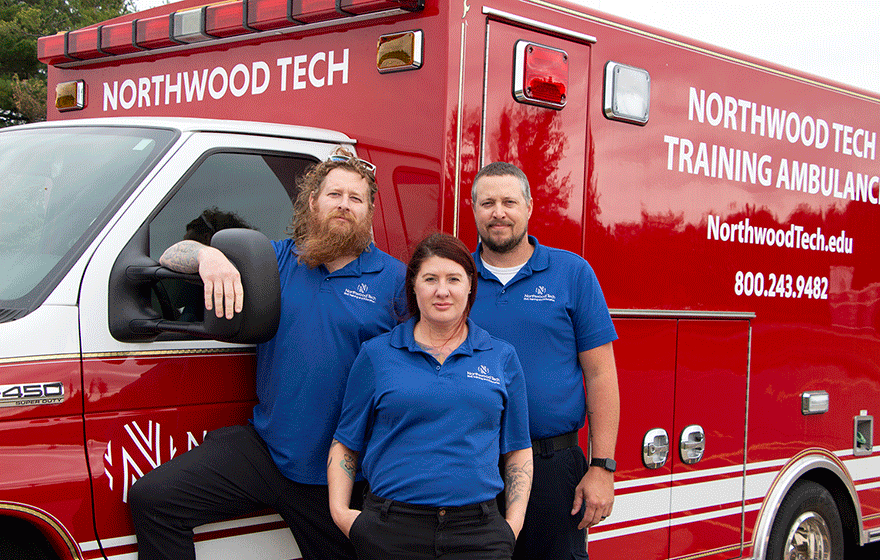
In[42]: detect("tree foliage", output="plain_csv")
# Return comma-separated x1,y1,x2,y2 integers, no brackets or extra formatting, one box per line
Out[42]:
0,0,132,126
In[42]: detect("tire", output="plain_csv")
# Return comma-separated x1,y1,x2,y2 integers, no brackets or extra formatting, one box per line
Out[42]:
766,480,845,560
0,518,57,560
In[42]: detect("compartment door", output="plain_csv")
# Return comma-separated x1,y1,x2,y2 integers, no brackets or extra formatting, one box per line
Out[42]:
481,19,592,256
671,320,750,559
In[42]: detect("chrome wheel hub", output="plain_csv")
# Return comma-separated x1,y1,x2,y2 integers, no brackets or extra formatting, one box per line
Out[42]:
784,511,831,560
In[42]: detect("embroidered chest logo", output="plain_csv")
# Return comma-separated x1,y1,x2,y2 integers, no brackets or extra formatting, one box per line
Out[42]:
523,285,556,302
344,282,377,303
467,364,501,385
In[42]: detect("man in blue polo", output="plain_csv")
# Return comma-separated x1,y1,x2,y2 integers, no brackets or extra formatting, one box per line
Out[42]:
129,150,406,560
469,161,620,559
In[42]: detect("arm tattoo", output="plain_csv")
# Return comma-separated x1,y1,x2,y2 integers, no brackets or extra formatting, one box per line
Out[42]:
329,439,357,481
328,439,341,469
504,459,533,507
340,453,357,481
160,240,203,273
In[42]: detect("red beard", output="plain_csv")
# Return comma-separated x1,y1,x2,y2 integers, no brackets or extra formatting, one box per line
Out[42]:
297,209,373,268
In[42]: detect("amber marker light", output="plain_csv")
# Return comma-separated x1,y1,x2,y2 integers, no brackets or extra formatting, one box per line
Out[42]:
55,80,86,112
376,30,423,73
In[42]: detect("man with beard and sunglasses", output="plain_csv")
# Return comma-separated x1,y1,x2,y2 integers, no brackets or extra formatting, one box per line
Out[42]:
468,162,620,560
128,149,406,560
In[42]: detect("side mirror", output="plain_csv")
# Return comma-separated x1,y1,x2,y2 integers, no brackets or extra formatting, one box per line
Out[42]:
109,228,280,344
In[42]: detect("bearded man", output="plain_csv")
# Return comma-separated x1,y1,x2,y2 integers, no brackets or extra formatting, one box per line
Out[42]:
129,149,406,560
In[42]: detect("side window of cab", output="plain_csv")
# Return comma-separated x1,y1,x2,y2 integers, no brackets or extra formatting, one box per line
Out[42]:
147,151,315,321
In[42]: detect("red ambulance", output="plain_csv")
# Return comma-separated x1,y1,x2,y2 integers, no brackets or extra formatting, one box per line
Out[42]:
0,1,877,559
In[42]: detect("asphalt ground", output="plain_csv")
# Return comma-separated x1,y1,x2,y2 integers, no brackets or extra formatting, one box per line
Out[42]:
859,541,880,559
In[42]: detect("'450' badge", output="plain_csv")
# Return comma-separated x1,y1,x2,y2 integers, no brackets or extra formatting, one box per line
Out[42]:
0,382,64,408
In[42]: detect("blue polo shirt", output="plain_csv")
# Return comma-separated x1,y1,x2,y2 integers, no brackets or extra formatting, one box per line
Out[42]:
333,318,531,507
252,239,406,484
469,236,617,441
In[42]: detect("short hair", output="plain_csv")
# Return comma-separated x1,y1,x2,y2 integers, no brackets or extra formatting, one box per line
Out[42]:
405,233,478,321
288,147,378,244
471,161,531,203
184,207,252,246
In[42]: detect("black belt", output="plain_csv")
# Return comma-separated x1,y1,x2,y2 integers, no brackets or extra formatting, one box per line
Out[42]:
531,431,578,456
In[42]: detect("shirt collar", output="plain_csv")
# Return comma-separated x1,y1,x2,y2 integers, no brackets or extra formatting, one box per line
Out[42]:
291,242,384,277
474,235,549,281
390,317,493,357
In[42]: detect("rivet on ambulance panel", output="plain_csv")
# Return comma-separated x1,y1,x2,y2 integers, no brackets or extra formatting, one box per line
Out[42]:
56,81,86,112
513,41,568,110
377,30,423,73
173,7,217,43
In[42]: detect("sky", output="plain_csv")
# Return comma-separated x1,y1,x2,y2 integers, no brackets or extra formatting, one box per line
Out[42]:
130,0,880,94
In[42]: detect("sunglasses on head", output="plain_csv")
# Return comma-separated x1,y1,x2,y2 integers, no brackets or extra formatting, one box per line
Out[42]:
328,154,377,175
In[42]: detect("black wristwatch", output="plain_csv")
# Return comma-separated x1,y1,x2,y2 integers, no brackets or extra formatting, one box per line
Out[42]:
589,457,617,473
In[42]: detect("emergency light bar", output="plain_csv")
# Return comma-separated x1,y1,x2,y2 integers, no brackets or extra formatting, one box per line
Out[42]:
37,33,74,65
205,0,253,37
38,0,424,65
102,21,143,54
67,27,104,60
137,14,182,49
292,0,350,24
247,0,299,31
173,7,217,43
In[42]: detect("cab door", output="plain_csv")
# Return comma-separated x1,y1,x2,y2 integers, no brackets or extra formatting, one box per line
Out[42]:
77,132,344,560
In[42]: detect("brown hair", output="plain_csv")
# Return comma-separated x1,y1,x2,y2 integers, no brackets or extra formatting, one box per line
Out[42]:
471,161,531,202
406,233,478,321
288,147,377,244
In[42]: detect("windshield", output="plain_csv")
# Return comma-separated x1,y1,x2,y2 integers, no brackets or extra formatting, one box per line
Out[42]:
0,125,176,315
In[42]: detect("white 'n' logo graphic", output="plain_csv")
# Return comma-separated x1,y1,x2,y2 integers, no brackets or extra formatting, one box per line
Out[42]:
104,420,205,503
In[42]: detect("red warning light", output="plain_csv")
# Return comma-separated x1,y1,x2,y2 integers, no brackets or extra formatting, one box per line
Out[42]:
514,41,569,109
136,14,179,49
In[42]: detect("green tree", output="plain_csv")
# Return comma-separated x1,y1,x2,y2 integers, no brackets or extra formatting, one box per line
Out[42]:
0,0,132,126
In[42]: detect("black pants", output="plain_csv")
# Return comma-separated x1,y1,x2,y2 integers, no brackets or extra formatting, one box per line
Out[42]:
499,446,589,560
128,424,364,560
349,492,515,560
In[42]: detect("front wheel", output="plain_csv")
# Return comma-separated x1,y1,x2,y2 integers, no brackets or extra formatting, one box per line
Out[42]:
766,480,844,560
